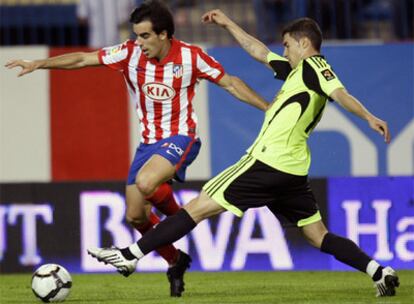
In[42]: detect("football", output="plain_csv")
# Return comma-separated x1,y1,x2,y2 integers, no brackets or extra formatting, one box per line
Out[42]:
31,264,72,302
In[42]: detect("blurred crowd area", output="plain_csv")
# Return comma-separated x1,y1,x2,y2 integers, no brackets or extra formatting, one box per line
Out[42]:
0,0,413,47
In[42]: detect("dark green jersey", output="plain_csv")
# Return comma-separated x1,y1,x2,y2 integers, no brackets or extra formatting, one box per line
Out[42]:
247,52,344,175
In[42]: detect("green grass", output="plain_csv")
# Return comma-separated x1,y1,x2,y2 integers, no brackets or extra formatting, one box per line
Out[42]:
1,271,413,304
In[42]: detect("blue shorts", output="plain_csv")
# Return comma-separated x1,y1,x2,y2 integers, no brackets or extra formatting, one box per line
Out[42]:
127,135,201,185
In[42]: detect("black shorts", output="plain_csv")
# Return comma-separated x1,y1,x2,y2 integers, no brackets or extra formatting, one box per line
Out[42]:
203,155,321,227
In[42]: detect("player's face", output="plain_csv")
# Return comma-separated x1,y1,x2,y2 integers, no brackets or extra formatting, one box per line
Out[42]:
133,21,168,60
282,33,304,68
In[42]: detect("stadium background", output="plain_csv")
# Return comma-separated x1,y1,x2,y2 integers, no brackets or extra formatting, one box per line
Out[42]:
0,0,413,275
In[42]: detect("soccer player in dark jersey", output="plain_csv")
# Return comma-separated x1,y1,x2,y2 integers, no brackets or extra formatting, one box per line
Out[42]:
87,10,400,298
5,2,269,297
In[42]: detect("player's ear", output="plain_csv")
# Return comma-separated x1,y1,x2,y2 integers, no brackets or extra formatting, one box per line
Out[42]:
299,37,310,49
159,30,168,41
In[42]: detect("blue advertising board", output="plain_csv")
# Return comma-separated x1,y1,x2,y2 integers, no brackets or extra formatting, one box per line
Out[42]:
328,177,414,270
1,178,412,273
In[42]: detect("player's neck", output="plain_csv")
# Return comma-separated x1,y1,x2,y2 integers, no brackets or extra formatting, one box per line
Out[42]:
155,39,172,62
303,50,320,60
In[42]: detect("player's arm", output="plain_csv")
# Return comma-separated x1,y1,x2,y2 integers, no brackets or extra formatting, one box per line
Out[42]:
330,88,391,143
217,73,269,111
202,9,271,68
5,51,101,77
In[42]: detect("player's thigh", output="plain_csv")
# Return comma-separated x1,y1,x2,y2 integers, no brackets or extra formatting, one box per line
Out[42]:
136,154,176,190
267,174,321,228
150,135,201,183
125,184,152,220
203,155,275,217
183,190,226,223
301,220,329,248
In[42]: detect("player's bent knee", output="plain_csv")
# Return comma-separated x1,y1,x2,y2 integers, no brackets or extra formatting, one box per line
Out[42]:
309,230,329,248
184,194,224,223
305,234,325,249
302,222,329,249
125,212,148,226
135,177,157,197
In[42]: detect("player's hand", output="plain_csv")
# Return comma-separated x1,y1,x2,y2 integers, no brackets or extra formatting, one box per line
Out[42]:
201,9,232,27
5,59,38,77
368,116,391,143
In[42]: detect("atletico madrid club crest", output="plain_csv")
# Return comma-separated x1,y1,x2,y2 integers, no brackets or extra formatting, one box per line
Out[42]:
173,64,183,79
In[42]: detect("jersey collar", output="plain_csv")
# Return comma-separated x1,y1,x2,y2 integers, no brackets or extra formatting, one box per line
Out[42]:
300,54,325,66
148,38,180,65
309,54,325,59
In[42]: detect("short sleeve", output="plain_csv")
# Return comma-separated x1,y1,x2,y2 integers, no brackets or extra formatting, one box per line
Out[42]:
267,52,292,80
195,47,225,83
303,56,344,99
98,40,132,71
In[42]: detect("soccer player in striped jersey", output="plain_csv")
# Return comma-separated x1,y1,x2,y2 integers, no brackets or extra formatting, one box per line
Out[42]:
5,1,268,297
87,11,400,298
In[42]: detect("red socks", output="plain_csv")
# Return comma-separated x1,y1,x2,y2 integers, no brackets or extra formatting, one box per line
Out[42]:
146,182,180,216
135,212,179,265
134,182,181,265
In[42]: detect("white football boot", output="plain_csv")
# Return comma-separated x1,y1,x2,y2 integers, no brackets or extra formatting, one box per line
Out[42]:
87,247,137,277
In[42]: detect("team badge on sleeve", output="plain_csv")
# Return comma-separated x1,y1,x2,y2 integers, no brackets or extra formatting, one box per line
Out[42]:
101,42,128,64
321,69,336,81
105,45,122,56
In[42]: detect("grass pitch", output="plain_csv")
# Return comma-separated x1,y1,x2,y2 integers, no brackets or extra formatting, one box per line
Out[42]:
1,271,413,303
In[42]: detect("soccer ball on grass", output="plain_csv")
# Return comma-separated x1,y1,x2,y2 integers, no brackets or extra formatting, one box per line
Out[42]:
31,264,72,302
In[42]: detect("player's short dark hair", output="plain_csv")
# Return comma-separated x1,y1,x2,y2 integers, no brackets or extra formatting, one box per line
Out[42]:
129,0,175,38
282,18,322,51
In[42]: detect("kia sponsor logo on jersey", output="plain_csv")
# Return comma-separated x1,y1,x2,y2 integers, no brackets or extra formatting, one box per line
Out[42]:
142,82,176,102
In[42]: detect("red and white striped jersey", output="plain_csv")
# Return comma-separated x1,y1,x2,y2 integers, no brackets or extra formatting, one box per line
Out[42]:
98,38,225,144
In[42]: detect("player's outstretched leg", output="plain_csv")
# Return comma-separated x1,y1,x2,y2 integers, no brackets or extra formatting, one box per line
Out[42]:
302,221,400,297
87,247,137,277
373,266,400,297
320,232,400,297
166,250,192,297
